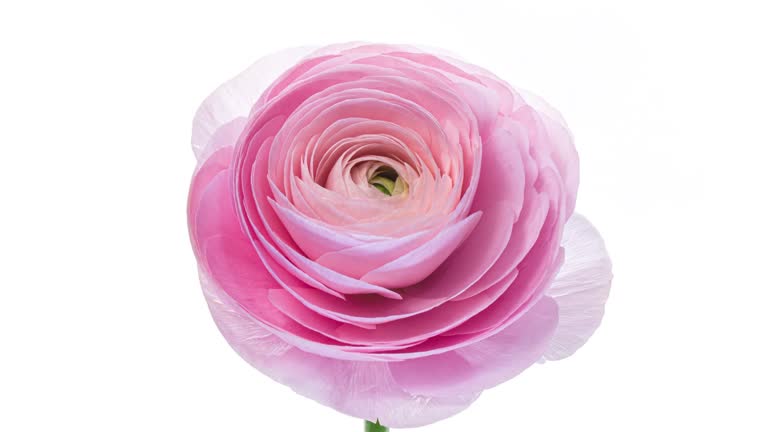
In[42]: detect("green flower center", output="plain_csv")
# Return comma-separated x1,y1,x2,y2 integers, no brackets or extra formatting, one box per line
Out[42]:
369,166,407,196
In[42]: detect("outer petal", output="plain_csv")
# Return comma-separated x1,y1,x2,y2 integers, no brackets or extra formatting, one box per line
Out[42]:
202,272,479,429
388,296,558,397
203,270,561,428
543,213,612,361
191,46,316,161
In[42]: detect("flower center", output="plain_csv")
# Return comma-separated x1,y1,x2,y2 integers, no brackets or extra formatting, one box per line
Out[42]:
369,166,407,196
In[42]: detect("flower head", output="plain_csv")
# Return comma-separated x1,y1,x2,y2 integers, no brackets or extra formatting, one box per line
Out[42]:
188,43,611,428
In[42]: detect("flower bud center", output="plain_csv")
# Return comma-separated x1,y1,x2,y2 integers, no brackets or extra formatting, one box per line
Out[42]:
369,166,407,196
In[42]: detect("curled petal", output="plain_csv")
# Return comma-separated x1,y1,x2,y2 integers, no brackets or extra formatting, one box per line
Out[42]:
544,214,612,360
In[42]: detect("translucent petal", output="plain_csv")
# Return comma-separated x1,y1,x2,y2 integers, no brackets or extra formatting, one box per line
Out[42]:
544,214,612,360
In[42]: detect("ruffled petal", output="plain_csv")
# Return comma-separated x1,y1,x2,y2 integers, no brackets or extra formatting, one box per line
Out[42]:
389,296,558,396
191,47,317,161
543,214,612,361
202,272,479,429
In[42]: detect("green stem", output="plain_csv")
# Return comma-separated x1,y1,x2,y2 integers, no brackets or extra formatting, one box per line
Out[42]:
365,419,389,432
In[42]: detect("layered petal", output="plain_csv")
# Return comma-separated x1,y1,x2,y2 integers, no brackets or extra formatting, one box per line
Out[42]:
544,214,612,360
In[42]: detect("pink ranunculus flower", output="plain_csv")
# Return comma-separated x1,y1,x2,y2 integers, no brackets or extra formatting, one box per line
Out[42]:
188,43,612,428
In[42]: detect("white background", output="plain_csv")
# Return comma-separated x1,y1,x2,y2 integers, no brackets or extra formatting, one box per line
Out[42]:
1,1,766,431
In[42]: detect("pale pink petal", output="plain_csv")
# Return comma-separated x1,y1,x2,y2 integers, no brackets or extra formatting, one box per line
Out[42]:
202,271,479,429
191,47,316,160
543,214,612,360
360,212,482,288
264,210,404,298
313,225,446,278
389,296,558,396
521,102,579,217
